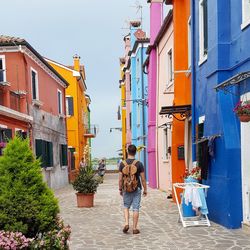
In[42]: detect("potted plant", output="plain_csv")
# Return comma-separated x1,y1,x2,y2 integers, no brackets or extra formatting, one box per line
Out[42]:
183,166,201,183
233,100,250,122
72,166,99,207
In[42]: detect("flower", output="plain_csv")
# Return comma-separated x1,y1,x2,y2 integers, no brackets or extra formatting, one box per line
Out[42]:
233,100,250,116
183,166,201,181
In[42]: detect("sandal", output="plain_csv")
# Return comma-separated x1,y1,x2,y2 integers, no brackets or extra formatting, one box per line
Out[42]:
133,229,140,234
123,225,129,233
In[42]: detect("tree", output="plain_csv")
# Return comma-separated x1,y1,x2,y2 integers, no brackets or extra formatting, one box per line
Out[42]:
0,137,59,237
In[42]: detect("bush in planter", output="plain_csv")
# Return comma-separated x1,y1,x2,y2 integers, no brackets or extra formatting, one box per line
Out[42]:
0,136,59,238
72,166,99,194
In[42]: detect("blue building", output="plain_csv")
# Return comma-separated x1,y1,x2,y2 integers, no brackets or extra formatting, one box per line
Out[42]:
191,0,250,228
129,21,149,179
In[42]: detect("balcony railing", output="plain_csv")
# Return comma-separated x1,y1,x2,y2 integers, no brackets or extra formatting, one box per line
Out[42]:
84,125,98,138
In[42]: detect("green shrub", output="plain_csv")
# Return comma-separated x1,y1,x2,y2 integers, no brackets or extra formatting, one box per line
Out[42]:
72,166,99,194
0,137,59,238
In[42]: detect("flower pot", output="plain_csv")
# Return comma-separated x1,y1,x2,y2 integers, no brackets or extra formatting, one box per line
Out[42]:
76,193,94,207
238,114,250,122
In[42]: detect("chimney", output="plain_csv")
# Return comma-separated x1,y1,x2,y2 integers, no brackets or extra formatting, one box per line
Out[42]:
73,54,80,71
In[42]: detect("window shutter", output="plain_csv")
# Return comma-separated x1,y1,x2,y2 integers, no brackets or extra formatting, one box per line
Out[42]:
59,144,63,166
36,139,45,167
3,129,12,141
62,144,68,166
67,97,74,116
48,142,53,167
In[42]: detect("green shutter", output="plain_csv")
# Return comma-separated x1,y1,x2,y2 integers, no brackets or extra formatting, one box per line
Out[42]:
48,142,53,167
63,144,68,166
59,144,63,166
35,139,45,167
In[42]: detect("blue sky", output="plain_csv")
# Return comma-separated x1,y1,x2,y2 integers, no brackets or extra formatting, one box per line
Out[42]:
1,0,150,158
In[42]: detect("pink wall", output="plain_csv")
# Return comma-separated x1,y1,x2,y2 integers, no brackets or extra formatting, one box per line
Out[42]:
147,1,163,188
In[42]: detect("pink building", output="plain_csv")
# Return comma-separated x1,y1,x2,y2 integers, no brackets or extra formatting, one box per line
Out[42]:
146,0,163,188
155,11,174,193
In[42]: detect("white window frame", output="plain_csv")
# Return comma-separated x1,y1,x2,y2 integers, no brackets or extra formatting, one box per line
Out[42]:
163,128,169,161
57,89,63,115
188,16,192,68
31,67,39,100
167,49,173,87
199,0,208,65
241,0,250,30
0,55,6,82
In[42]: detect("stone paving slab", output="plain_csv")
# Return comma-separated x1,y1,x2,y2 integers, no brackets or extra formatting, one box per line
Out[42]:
55,174,250,250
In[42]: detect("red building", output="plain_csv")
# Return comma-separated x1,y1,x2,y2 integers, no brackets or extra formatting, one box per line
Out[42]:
0,36,69,189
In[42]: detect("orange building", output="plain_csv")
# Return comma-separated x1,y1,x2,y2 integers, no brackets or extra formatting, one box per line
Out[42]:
161,1,192,197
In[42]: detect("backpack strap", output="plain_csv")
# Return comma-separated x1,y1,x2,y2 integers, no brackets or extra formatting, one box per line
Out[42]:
131,160,138,166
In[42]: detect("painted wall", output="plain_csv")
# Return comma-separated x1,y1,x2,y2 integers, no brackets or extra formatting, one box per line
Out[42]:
0,50,68,189
48,57,89,171
147,0,163,188
156,18,174,192
192,0,250,228
171,0,191,193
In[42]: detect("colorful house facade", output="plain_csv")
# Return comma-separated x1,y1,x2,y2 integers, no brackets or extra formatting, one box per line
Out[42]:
154,11,174,193
0,35,69,189
129,21,149,178
47,56,95,181
192,0,250,228
146,0,163,188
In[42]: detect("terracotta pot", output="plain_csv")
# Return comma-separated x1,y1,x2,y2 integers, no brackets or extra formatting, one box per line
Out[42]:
76,192,94,207
238,114,250,122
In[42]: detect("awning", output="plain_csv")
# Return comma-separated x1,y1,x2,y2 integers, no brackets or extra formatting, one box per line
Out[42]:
159,104,191,120
215,71,250,91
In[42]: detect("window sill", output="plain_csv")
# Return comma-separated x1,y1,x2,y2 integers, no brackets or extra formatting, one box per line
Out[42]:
32,99,43,108
0,81,11,87
61,166,68,170
58,114,65,119
241,19,250,30
198,55,207,66
45,167,53,171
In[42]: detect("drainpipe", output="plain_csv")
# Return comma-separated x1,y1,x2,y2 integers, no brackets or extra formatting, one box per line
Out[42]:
191,0,196,161
141,42,147,177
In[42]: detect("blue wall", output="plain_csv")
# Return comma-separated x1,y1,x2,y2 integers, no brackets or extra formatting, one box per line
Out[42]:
130,26,149,180
192,0,250,228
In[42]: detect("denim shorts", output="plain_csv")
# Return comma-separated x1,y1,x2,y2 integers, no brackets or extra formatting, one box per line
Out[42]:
123,188,142,211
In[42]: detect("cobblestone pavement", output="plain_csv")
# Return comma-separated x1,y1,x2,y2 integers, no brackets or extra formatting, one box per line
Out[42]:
55,174,250,250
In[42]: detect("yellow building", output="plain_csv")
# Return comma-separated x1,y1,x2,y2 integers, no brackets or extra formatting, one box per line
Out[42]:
46,55,94,176
119,58,126,159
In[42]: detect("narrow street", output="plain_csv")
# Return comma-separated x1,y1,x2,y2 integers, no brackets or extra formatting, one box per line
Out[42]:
55,174,250,250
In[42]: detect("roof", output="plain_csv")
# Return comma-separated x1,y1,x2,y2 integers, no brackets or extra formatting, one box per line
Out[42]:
0,35,69,87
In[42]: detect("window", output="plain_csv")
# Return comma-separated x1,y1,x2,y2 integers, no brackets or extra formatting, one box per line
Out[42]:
10,92,20,112
129,74,132,91
242,0,250,29
163,128,169,160
0,128,12,142
60,144,68,166
136,58,140,83
0,55,6,82
66,96,74,116
188,17,192,68
167,49,173,86
199,0,208,64
35,139,53,167
58,89,63,114
31,68,39,100
137,103,140,126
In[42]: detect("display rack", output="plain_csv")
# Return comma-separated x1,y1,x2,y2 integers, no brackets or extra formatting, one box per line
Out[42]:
173,182,211,228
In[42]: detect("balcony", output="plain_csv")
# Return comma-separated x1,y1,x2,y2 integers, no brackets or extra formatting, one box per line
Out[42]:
84,125,98,138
